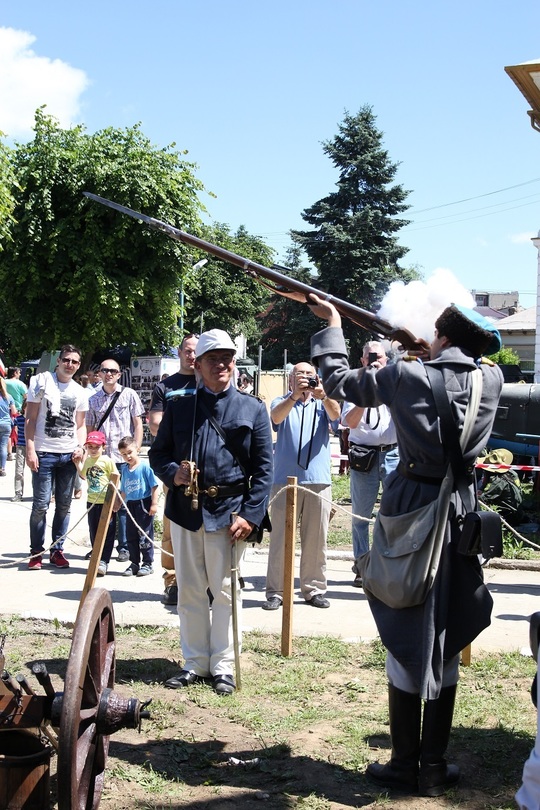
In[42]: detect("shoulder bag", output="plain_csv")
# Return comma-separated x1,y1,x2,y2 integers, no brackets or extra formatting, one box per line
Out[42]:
358,367,482,610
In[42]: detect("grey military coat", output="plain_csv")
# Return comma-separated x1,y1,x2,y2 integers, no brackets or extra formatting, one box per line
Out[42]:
311,327,504,699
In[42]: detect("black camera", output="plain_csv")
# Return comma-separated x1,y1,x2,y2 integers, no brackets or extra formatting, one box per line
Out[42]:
368,352,378,365
308,377,318,388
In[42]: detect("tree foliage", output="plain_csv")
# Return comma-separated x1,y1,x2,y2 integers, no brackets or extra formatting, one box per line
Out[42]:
490,346,520,365
0,110,271,365
0,133,18,247
183,223,273,351
259,240,327,368
292,106,412,363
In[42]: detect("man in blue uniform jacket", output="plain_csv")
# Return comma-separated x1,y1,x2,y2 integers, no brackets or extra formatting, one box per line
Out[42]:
149,329,273,695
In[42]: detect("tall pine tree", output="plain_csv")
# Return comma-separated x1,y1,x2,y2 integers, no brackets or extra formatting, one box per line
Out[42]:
293,106,412,363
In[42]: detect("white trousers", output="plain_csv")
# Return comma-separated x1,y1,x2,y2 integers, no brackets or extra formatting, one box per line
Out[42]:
170,521,245,677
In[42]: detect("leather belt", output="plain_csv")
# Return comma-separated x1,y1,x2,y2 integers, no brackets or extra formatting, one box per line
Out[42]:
397,462,444,485
351,442,397,453
203,483,245,498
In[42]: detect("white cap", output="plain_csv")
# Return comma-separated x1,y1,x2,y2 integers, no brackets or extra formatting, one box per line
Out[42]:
195,329,237,359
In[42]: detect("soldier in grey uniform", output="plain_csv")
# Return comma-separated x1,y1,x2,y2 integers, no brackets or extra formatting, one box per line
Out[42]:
308,297,503,797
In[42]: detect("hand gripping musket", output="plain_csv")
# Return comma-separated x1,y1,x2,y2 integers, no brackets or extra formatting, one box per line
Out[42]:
83,192,421,350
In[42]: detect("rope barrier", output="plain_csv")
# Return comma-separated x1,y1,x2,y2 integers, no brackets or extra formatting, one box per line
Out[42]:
3,477,539,569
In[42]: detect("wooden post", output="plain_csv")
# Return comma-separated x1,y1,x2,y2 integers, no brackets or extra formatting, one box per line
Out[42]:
76,472,120,619
461,644,471,666
281,476,297,656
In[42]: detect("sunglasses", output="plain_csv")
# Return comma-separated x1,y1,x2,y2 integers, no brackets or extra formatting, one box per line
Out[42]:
100,368,120,374
60,358,80,366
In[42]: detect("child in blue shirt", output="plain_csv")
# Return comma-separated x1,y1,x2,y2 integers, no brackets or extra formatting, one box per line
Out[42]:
118,436,159,577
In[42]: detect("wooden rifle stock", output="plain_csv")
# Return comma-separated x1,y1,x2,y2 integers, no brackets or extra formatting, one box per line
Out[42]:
83,192,420,349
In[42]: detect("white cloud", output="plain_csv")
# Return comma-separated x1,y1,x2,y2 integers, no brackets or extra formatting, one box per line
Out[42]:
0,27,89,139
510,231,537,244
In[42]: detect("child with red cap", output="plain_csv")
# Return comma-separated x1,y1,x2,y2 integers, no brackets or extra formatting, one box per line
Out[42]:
76,430,118,576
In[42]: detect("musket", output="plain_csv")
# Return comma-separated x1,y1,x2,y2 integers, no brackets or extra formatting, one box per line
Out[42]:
83,192,420,350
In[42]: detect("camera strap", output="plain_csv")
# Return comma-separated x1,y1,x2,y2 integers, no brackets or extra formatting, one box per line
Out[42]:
296,396,318,470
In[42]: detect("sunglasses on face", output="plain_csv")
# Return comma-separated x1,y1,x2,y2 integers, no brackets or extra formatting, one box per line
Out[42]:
100,368,120,375
60,358,80,366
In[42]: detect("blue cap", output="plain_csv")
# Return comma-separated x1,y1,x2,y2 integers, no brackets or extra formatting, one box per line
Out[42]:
453,304,502,354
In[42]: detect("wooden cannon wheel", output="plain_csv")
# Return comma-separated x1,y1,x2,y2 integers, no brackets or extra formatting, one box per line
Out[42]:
57,588,116,810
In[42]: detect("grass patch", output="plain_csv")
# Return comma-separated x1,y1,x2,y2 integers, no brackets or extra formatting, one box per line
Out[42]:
1,618,536,809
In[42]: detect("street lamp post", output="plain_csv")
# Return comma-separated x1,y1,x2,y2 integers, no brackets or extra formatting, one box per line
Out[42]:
179,258,208,335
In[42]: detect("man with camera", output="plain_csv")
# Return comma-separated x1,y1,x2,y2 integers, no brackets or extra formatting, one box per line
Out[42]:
262,362,340,610
342,341,399,586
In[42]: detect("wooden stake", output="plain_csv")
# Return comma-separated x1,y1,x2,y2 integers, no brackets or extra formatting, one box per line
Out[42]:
281,476,297,657
77,472,120,618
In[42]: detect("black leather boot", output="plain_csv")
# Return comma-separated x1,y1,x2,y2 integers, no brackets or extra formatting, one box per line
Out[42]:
366,684,421,792
419,684,460,796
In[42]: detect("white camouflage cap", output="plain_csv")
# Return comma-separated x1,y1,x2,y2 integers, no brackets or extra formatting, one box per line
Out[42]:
195,329,237,359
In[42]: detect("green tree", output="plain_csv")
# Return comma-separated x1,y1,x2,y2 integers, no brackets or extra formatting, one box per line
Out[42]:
259,239,327,368
293,106,412,363
0,133,18,247
182,223,274,351
489,346,520,364
0,110,207,364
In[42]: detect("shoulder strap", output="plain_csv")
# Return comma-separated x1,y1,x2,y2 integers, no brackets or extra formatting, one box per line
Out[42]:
425,365,482,507
96,391,121,431
198,398,248,481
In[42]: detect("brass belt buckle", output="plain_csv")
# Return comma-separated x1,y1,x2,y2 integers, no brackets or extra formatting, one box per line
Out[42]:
206,485,219,498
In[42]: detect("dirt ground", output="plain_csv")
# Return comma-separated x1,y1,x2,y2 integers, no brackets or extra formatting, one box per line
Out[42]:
1,617,535,810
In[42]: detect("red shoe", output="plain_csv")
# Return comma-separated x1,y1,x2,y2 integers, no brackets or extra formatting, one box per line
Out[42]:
28,555,43,570
50,549,69,568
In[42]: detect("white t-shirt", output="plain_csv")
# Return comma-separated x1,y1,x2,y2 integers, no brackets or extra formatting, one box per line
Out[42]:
27,372,88,453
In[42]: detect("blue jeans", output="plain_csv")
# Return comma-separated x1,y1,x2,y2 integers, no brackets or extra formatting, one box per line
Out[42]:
125,497,154,568
0,422,10,469
115,461,128,552
350,447,399,558
30,452,77,554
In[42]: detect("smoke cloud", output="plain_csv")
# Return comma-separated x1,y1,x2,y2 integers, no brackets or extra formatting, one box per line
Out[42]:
377,268,475,344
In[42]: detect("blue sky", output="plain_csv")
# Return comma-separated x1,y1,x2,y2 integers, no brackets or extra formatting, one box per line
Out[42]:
2,1,540,305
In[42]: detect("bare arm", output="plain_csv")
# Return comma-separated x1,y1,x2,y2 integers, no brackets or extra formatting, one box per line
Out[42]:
132,415,144,450
25,401,40,472
342,405,366,429
147,410,163,437
72,411,87,463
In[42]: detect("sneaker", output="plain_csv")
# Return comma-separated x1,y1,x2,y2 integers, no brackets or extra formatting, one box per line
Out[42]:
117,549,130,563
137,564,154,577
50,549,69,568
162,584,178,605
11,494,23,502
6,453,13,461
0,469,6,477
96,561,108,577
122,564,138,577
28,555,43,570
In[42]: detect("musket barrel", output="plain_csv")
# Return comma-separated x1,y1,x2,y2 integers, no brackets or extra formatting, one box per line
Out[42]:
84,192,420,349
